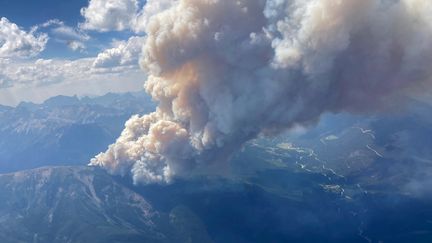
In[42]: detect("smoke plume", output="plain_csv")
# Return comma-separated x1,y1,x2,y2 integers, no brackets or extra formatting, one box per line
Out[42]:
90,0,432,184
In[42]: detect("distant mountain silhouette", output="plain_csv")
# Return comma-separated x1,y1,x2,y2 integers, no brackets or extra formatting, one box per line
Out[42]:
0,91,155,173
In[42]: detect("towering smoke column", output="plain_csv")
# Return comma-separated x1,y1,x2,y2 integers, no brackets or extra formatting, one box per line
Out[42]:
91,0,432,184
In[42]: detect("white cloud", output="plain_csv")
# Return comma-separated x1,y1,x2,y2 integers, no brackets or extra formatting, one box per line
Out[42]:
68,41,86,52
51,25,89,42
0,17,48,58
79,0,174,33
132,0,175,33
0,30,145,89
93,36,145,69
0,51,144,89
37,19,64,29
0,57,88,88
80,0,139,32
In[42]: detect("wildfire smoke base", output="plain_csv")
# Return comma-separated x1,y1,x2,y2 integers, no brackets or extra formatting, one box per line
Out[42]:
90,0,432,184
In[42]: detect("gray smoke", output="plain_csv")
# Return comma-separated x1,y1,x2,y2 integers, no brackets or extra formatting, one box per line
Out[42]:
90,0,432,184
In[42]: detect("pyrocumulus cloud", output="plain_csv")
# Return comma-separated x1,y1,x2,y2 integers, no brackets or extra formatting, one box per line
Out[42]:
90,0,432,184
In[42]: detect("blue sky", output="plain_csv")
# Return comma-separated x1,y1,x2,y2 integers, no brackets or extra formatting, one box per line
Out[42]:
0,0,87,27
0,0,150,106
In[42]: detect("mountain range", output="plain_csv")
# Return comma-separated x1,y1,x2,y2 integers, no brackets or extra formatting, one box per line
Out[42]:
0,92,155,173
0,166,211,243
0,93,431,242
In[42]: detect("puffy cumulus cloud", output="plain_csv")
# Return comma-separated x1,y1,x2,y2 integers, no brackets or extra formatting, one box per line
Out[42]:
0,17,48,58
90,0,432,184
79,0,174,33
93,36,145,69
80,0,139,32
132,0,175,33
